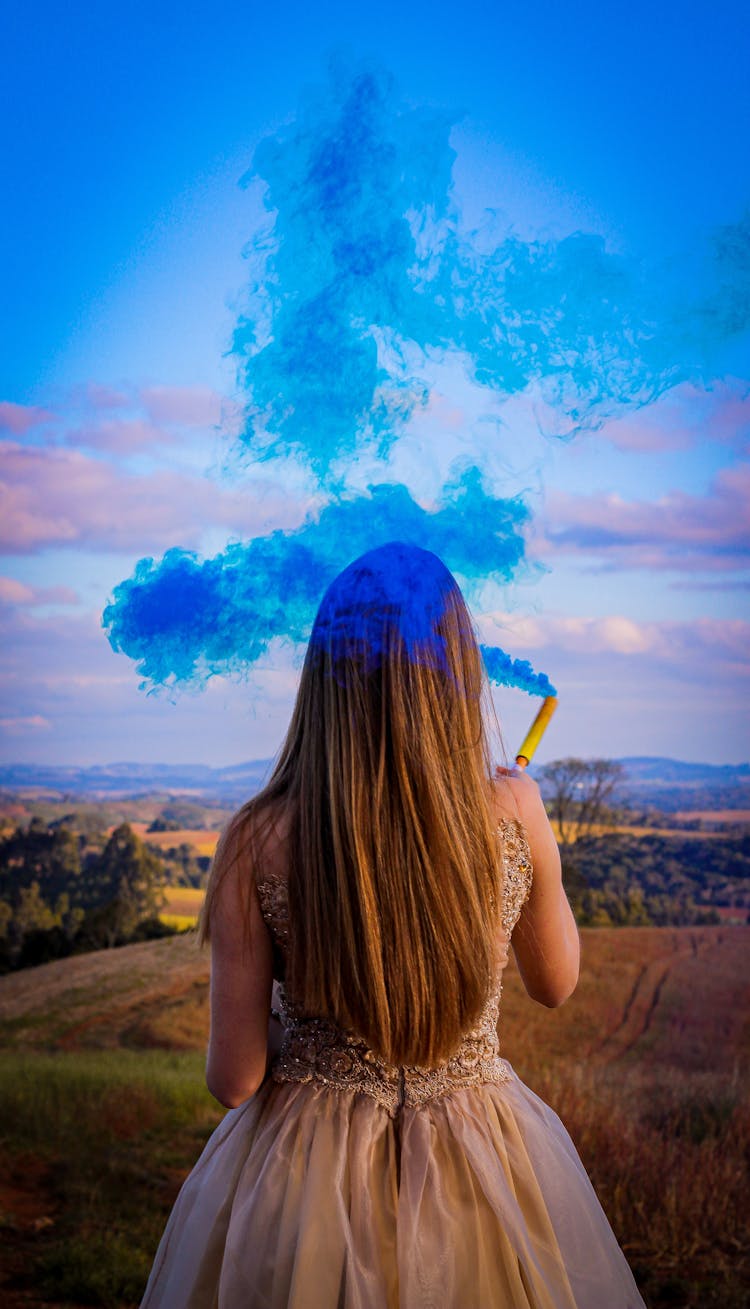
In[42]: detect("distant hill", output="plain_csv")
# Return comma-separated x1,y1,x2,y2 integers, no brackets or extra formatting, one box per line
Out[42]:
1,755,748,807
612,758,750,812
617,757,750,785
0,759,275,802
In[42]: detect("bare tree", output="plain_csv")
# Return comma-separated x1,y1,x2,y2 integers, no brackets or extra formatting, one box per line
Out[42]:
537,758,625,845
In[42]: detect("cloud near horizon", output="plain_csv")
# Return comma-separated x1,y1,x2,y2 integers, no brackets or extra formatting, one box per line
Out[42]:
0,400,56,435
1,386,226,456
4,390,746,574
479,610,749,670
4,599,747,707
0,714,52,734
0,577,79,607
139,385,223,428
596,380,750,455
2,600,747,763
0,438,311,555
533,463,750,574
66,383,224,427
63,417,180,454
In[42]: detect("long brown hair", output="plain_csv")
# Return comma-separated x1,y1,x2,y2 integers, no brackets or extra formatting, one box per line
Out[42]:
200,543,504,1066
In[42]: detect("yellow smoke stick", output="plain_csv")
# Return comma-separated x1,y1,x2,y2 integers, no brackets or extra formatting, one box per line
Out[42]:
515,696,558,769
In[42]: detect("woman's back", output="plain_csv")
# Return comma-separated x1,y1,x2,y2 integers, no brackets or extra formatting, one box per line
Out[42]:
253,807,533,1114
237,756,580,1015
141,546,645,1308
143,790,644,1308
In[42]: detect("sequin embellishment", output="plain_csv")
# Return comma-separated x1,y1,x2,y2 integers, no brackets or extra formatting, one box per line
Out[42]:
255,819,532,1116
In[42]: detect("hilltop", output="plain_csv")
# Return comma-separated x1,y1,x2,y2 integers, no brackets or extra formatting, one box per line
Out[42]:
1,923,748,1071
1,927,748,1308
0,759,275,803
2,755,749,810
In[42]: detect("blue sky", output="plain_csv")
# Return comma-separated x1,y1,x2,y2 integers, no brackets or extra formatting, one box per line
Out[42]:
1,0,748,767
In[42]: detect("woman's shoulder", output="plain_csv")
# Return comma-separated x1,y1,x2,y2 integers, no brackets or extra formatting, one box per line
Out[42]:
489,770,546,831
208,799,291,918
221,795,291,856
248,797,292,886
487,776,536,935
488,771,557,884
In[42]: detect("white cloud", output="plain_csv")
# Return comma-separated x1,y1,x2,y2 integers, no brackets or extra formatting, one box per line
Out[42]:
0,400,56,435
0,439,311,554
0,577,79,606
139,385,223,428
532,462,750,573
479,609,750,669
0,714,52,734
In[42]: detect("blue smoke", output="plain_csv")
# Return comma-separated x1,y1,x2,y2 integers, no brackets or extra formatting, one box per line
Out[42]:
231,62,455,476
103,471,548,692
104,59,747,701
479,647,556,698
231,58,749,471
308,541,557,695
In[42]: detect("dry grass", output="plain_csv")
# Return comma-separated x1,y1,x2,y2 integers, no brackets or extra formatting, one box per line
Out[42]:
549,820,728,841
160,886,205,922
0,933,208,1053
502,926,750,1073
0,926,748,1307
499,926,750,1307
674,809,750,825
128,824,220,856
0,1050,221,1308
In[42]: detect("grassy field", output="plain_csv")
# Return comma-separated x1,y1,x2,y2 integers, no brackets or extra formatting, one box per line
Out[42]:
674,809,750,825
161,885,205,917
145,817,746,863
0,926,748,1307
160,886,205,931
548,820,732,842
129,824,221,856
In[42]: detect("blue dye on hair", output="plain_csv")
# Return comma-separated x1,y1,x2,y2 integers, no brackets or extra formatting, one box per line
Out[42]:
309,542,465,680
308,542,557,695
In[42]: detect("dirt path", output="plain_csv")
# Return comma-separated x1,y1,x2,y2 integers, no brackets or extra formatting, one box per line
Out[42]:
55,974,209,1051
591,929,721,1064
0,934,208,1051
0,1164,69,1309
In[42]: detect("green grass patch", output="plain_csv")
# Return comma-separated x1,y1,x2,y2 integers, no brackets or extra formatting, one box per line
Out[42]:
0,1050,222,1306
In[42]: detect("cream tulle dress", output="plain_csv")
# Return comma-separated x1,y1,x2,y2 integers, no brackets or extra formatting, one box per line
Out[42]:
141,820,645,1308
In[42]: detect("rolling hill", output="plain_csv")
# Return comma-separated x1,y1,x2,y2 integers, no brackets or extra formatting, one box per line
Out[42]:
0,925,748,1308
2,756,748,808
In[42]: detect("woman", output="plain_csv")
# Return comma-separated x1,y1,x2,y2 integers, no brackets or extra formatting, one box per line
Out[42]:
141,542,645,1308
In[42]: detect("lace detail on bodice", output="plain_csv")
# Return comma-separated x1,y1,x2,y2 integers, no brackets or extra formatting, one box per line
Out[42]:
255,819,532,1116
498,817,534,935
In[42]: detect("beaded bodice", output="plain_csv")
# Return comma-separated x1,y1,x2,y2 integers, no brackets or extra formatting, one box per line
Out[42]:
256,818,532,1116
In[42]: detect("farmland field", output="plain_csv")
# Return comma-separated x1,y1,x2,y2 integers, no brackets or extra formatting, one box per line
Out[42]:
129,824,221,857
161,886,205,925
548,820,731,841
674,809,750,824
141,820,741,852
0,926,748,1307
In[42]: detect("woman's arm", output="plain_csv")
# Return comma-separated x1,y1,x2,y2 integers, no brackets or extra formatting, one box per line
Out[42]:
495,772,580,1007
205,857,274,1108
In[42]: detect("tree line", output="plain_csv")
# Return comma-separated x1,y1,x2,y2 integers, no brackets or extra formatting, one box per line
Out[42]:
2,758,748,972
0,818,172,972
537,758,746,925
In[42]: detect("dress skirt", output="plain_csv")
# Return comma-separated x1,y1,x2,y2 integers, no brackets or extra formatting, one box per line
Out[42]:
141,1065,645,1308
